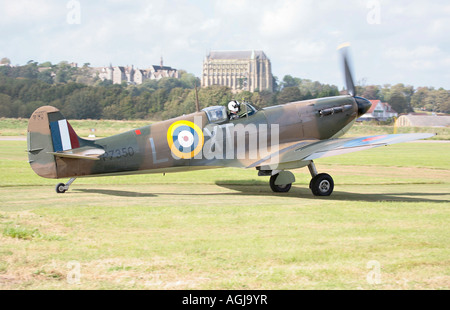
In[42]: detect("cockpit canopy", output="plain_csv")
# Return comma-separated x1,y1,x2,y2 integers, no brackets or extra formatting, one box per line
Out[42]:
202,106,228,123
239,102,257,118
202,103,258,124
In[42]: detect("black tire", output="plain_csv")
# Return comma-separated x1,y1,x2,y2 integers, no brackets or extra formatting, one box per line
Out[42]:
310,173,334,196
56,183,66,194
270,174,292,193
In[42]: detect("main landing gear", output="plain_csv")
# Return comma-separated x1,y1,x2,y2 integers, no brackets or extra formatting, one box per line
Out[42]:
307,161,334,196
263,161,334,196
55,178,76,194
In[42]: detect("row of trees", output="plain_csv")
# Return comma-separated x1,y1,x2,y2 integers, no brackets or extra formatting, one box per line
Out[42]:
0,60,449,120
0,61,343,120
280,75,450,114
356,83,450,114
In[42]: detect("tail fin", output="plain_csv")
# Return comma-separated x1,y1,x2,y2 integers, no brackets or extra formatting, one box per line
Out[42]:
27,106,82,179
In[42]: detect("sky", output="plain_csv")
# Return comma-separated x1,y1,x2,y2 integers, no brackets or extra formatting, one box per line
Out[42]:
1,0,449,89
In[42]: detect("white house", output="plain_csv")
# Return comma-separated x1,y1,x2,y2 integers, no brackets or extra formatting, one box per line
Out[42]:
358,100,398,121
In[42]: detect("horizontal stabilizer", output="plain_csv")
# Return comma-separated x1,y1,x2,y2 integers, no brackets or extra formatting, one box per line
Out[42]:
48,146,105,160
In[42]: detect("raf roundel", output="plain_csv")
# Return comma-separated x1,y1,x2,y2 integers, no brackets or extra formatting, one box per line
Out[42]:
167,120,204,159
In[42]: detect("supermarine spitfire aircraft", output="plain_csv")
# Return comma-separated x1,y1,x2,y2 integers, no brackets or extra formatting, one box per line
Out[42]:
27,46,435,196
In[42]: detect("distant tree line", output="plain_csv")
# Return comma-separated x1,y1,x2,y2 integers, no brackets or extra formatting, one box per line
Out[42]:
278,75,450,114
0,60,448,120
356,83,450,114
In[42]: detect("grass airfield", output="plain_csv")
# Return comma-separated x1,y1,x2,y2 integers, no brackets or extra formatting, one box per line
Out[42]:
0,138,449,289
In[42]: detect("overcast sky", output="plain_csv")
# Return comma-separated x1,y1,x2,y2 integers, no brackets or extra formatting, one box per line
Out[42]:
1,0,449,89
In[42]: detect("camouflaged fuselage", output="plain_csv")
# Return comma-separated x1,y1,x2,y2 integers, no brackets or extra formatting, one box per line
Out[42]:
28,95,358,179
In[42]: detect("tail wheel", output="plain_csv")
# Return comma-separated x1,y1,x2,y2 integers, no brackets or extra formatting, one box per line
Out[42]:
56,183,66,194
310,173,334,196
270,174,292,193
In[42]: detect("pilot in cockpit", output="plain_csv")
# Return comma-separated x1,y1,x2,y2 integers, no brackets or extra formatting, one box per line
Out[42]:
228,100,241,120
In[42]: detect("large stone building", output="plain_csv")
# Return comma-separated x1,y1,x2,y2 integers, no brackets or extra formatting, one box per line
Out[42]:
201,50,273,93
95,58,179,85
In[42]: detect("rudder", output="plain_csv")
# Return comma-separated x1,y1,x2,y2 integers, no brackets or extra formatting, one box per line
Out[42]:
27,106,81,179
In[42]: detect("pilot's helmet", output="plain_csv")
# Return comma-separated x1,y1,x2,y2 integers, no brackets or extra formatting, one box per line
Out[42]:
228,100,240,113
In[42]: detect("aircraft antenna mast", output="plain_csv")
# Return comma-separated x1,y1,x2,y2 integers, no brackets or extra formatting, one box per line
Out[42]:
194,81,200,112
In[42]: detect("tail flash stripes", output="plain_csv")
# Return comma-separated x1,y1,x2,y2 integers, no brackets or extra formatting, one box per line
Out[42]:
50,119,80,152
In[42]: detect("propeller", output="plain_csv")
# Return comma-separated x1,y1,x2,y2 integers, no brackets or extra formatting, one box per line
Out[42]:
338,43,371,116
339,42,355,97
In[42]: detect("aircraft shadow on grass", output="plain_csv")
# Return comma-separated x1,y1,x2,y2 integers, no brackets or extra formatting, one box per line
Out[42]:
75,189,157,197
214,181,450,204
72,182,449,204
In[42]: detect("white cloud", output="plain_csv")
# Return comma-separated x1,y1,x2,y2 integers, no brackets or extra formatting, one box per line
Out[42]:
384,46,449,70
385,46,441,60
259,1,309,38
0,0,449,88
0,0,57,23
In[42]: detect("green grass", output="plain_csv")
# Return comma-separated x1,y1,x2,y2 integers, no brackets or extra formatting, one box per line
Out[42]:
0,140,449,289
0,118,153,137
2,224,65,241
3,226,40,240
345,122,450,140
1,117,449,139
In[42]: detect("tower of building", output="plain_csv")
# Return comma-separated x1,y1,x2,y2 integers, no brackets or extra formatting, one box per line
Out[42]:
201,50,273,93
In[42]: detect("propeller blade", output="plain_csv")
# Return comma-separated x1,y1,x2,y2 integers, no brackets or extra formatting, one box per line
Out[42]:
337,43,371,116
338,43,356,97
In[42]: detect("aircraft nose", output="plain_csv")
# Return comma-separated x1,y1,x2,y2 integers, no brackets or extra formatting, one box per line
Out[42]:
355,96,371,117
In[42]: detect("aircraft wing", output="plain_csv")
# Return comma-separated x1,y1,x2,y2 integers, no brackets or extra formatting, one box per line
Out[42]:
248,133,436,169
48,146,105,160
